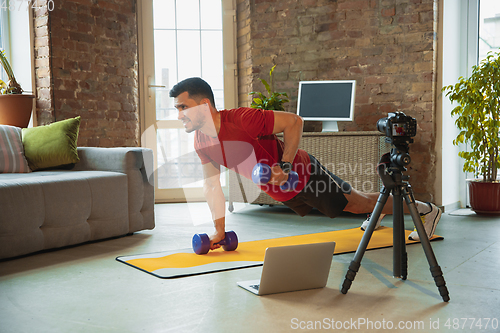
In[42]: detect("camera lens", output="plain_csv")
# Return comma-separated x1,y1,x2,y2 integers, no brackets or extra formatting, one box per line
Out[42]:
377,118,389,134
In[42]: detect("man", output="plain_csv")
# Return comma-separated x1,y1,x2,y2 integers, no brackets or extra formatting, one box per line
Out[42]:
170,77,441,251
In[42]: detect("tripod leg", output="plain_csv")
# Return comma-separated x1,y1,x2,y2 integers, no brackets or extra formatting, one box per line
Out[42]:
392,187,407,280
403,186,450,302
341,187,390,294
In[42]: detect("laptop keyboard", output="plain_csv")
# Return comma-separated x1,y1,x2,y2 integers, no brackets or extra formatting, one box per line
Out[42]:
250,284,260,291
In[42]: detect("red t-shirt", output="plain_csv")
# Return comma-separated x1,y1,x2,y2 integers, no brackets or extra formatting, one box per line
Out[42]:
195,107,311,202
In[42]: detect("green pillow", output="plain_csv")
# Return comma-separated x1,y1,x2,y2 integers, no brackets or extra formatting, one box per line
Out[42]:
22,117,80,171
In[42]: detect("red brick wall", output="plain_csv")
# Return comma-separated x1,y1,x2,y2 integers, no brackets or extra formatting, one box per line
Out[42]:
237,0,438,201
33,0,139,147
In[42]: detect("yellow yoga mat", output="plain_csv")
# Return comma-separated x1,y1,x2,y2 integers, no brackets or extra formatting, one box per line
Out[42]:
116,227,443,279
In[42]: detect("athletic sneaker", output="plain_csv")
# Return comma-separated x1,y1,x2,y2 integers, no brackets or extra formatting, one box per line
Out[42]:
360,213,386,231
408,203,442,241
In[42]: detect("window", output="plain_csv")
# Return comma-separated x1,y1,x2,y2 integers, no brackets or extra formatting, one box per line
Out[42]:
479,0,500,61
142,0,234,196
0,8,9,83
153,0,225,190
0,4,33,96
153,0,224,121
152,0,226,190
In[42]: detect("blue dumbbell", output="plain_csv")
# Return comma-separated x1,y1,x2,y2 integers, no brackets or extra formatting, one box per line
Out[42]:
251,163,299,191
192,230,238,255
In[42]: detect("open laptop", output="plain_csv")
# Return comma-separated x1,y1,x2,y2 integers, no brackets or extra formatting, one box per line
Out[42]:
237,242,336,296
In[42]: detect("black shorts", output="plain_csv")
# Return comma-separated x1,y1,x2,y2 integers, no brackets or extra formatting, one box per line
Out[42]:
282,155,352,218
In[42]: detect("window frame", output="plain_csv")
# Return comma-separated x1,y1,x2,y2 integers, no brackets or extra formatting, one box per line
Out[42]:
137,0,238,202
0,8,10,83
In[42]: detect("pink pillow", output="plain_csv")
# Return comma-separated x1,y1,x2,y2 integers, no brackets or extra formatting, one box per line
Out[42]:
0,125,31,173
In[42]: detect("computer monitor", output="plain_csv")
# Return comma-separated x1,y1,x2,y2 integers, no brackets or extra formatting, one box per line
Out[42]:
297,80,356,132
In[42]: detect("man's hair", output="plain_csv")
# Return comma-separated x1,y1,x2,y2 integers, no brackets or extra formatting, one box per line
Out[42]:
169,77,216,107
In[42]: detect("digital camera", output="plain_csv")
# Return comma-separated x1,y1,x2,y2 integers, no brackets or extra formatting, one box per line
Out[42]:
377,112,417,146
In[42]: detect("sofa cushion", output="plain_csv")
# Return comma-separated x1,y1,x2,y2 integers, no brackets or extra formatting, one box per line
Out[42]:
0,125,31,173
22,116,80,171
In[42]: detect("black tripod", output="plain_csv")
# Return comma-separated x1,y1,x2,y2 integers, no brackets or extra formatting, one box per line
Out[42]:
340,147,450,302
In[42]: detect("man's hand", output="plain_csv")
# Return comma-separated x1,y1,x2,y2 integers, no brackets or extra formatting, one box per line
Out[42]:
209,230,226,250
269,165,289,187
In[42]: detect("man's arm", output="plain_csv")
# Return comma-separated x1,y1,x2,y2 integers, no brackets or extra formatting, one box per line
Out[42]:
272,111,304,163
269,111,304,186
202,160,226,249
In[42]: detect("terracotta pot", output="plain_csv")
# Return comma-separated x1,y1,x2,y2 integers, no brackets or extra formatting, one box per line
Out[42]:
468,180,500,215
0,94,35,128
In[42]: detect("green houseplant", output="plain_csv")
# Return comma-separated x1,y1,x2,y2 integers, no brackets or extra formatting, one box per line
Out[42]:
0,49,34,128
0,49,23,94
442,51,500,214
249,65,289,111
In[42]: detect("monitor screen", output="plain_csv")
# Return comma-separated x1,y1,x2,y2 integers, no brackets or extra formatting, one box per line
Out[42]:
296,80,356,121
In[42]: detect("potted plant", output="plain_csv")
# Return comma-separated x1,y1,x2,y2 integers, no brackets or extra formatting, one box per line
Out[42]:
442,51,500,214
249,65,289,111
0,49,35,128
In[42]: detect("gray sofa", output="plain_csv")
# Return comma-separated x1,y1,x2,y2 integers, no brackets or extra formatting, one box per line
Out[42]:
0,147,155,259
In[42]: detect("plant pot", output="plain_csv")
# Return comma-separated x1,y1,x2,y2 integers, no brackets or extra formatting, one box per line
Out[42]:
0,94,35,128
468,180,500,215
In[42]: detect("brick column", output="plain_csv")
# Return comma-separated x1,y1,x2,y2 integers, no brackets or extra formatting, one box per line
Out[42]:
237,0,253,107
33,2,55,125
32,0,139,147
